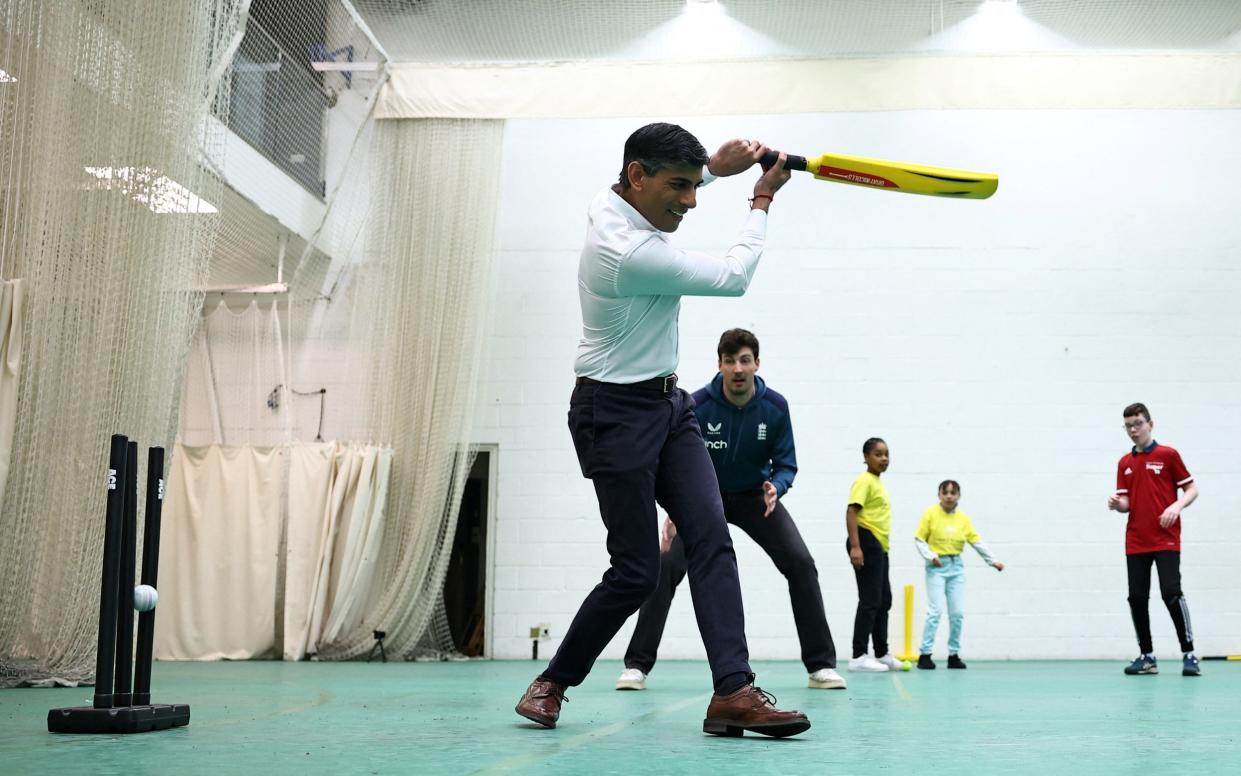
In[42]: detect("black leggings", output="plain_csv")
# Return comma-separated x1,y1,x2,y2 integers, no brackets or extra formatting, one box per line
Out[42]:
1126,551,1194,654
847,527,891,659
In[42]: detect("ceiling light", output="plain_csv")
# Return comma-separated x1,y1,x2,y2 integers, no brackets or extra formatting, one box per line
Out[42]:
83,166,218,214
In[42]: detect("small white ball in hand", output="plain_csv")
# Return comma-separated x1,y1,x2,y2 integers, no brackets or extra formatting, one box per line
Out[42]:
133,584,158,612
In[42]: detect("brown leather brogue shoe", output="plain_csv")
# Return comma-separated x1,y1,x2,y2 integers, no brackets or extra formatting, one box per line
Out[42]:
703,683,811,738
515,677,568,728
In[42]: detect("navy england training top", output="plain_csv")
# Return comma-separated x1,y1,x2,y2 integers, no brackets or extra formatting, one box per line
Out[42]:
692,374,798,497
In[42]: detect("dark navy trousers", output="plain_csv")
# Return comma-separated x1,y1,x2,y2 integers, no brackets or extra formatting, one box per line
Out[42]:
542,381,751,690
624,493,837,675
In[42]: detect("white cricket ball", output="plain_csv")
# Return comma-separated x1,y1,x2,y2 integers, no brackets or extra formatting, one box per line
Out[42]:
133,584,158,612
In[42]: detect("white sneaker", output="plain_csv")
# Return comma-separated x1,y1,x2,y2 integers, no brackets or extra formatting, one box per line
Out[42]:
808,667,847,689
615,667,647,690
875,653,902,671
847,654,890,673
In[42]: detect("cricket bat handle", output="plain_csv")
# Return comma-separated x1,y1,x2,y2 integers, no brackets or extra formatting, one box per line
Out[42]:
760,151,806,171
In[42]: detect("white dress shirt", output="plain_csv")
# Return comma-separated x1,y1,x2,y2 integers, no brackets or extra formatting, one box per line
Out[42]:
574,186,768,382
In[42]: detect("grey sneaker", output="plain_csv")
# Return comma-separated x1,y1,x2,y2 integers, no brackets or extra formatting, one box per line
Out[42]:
1182,654,1201,677
1124,655,1158,675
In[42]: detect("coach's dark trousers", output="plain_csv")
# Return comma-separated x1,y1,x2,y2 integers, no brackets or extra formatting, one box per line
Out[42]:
1127,550,1194,654
542,380,751,692
847,527,892,659
624,493,837,674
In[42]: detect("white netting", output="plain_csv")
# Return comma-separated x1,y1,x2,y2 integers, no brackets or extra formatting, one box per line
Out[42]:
178,299,289,448
163,0,501,661
0,0,245,686
350,0,1241,62
299,117,503,660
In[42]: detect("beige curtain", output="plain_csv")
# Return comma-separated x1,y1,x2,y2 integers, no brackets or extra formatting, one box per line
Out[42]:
284,442,393,660
155,444,284,660
0,280,21,511
156,440,393,661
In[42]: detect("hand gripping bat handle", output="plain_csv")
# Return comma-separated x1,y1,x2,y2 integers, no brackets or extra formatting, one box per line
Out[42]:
759,150,807,172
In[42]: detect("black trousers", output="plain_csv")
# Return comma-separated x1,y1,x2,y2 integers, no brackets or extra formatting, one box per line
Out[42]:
623,492,838,674
847,527,891,659
1127,550,1194,654
543,382,750,691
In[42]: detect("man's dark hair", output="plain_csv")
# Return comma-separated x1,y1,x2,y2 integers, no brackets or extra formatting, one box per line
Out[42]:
1123,402,1151,422
939,479,961,496
617,123,709,189
863,437,886,456
717,328,760,360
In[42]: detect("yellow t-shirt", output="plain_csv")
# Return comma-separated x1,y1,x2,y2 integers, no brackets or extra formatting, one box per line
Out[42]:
848,471,891,551
913,504,981,556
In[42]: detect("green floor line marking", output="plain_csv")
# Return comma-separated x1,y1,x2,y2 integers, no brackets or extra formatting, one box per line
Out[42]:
470,692,710,775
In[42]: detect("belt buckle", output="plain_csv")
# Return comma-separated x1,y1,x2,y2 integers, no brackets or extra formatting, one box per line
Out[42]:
662,375,676,393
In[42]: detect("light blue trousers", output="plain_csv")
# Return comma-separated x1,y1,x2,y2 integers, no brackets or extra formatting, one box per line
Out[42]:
920,555,965,655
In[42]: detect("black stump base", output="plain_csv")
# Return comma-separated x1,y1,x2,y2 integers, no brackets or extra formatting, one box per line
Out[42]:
47,703,190,734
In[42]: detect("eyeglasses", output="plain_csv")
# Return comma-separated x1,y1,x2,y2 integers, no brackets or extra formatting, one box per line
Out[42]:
1123,420,1148,431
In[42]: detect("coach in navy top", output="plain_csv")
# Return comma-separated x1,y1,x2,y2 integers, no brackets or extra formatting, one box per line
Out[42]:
695,368,796,499
617,329,845,692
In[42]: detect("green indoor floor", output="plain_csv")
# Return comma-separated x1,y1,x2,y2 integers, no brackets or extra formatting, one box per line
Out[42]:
3,659,1238,774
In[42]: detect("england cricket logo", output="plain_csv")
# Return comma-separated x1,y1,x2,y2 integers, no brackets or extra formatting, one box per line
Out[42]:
757,423,767,441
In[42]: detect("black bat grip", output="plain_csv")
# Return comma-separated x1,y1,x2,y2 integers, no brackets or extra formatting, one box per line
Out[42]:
759,150,807,172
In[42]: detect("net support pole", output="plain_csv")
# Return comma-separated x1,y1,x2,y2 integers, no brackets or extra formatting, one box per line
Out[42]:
133,446,165,705
92,435,128,709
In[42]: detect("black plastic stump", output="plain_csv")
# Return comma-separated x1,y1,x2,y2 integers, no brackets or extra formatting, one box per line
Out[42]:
48,438,190,735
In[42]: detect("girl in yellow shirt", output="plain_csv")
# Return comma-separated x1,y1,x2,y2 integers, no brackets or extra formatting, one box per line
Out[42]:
845,437,902,672
913,480,1004,669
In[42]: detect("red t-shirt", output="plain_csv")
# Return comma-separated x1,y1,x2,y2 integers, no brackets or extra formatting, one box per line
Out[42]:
1115,442,1193,554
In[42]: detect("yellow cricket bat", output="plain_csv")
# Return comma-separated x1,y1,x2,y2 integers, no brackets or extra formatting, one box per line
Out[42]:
760,150,999,199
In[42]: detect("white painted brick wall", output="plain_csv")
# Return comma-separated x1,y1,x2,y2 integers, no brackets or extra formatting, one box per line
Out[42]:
478,110,1241,664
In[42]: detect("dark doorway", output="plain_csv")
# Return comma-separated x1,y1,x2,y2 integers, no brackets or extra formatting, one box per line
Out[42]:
442,450,489,656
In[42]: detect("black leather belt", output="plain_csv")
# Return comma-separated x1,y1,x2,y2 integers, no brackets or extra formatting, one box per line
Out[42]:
575,374,678,393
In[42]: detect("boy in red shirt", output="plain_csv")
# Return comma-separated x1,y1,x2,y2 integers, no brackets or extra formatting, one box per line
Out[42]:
1106,402,1201,676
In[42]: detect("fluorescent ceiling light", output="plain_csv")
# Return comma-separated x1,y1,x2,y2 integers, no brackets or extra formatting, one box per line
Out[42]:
83,166,219,214
618,0,793,60
915,0,1073,52
310,61,379,72
979,0,1019,12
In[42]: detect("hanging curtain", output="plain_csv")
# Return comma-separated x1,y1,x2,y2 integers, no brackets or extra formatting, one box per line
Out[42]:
284,442,392,660
0,280,22,511
155,443,284,660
